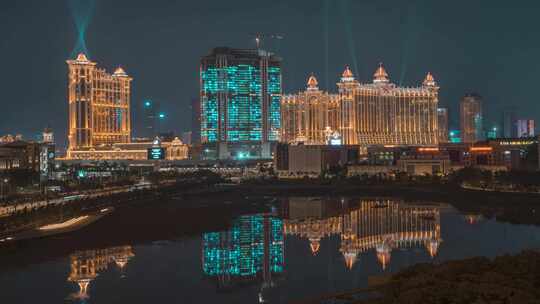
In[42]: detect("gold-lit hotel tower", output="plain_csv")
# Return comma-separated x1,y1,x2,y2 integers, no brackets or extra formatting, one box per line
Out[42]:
281,75,340,144
66,53,132,158
281,64,439,146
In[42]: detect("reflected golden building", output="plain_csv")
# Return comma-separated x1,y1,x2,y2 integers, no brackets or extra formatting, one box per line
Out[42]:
281,75,340,144
67,53,132,159
68,245,134,300
283,198,442,270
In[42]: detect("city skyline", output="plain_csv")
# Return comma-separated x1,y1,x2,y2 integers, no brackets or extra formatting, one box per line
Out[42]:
2,1,540,147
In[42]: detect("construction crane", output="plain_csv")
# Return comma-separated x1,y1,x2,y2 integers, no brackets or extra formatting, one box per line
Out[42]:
250,33,284,49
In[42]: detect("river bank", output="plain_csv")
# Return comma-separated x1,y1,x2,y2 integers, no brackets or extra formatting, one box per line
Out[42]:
300,250,540,304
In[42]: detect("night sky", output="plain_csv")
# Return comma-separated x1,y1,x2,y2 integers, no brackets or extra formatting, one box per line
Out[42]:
1,0,540,148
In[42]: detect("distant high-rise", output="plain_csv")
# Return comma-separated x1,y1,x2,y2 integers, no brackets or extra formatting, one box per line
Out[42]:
460,93,483,143
200,47,281,159
190,98,201,144
142,100,157,138
437,108,449,143
502,107,517,138
516,119,535,138
66,53,132,158
42,127,54,144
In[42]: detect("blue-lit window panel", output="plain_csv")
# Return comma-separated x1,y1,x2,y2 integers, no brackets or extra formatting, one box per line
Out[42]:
202,214,284,279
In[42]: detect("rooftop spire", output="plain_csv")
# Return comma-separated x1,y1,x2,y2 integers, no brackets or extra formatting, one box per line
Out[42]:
113,67,128,77
423,72,437,87
342,66,354,79
373,62,389,84
307,73,319,90
75,53,89,62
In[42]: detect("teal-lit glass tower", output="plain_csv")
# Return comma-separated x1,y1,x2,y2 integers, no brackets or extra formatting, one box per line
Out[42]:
200,47,282,159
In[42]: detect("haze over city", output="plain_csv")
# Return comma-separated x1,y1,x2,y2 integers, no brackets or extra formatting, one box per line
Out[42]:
2,0,540,145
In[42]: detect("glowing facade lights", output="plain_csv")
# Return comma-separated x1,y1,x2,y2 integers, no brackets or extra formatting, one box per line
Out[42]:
200,48,282,144
66,53,132,158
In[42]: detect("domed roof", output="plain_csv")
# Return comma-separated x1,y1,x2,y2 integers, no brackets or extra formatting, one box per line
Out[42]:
76,53,89,62
307,74,318,89
423,72,437,87
113,67,128,77
342,66,354,78
373,63,389,84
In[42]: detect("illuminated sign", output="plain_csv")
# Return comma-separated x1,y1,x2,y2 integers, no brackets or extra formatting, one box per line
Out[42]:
499,140,536,146
330,138,342,146
470,147,492,152
148,148,165,160
418,147,439,152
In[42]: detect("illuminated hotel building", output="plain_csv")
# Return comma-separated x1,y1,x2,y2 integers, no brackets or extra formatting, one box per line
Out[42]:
282,65,439,147
337,66,361,144
437,108,449,143
66,53,132,159
283,198,442,270
353,65,439,146
460,93,483,143
281,75,340,144
200,47,281,159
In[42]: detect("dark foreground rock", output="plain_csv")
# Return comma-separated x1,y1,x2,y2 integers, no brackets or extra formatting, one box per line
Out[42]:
361,250,540,304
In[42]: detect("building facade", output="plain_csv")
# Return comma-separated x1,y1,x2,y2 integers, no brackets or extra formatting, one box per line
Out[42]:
200,47,281,159
66,53,132,158
437,108,449,143
352,65,439,146
281,65,439,147
516,119,535,138
281,75,340,144
460,93,483,143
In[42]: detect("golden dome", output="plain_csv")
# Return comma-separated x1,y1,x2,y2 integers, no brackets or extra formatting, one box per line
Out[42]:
307,74,318,89
423,72,436,86
373,62,389,84
113,67,128,77
342,66,354,79
76,53,89,62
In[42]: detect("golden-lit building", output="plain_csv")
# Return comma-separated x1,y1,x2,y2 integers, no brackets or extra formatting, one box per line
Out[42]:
353,65,439,146
283,198,442,270
68,245,134,300
65,137,189,161
281,75,340,144
282,64,439,147
66,53,132,159
337,66,361,145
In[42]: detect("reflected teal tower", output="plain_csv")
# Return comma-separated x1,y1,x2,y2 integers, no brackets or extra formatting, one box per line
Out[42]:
202,214,284,282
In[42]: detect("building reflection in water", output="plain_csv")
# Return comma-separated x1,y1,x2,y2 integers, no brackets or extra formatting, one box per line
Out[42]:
283,198,442,270
464,214,483,225
202,214,284,302
67,246,134,300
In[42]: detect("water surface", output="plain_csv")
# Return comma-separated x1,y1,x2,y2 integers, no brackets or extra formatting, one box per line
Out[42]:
1,197,539,303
